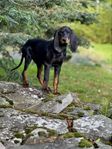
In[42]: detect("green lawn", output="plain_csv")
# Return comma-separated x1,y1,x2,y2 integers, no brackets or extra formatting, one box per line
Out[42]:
14,43,111,116
15,61,112,116
93,43,112,64
17,62,112,106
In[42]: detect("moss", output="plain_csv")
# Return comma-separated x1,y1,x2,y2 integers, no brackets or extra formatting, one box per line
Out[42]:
63,132,75,139
74,132,83,138
43,98,51,103
78,112,84,117
25,125,37,134
0,105,12,108
14,132,24,138
58,113,72,119
63,105,75,113
83,106,91,110
63,132,83,139
48,129,57,137
22,109,37,114
39,112,49,116
24,108,78,120
39,111,73,120
78,139,93,148
56,99,62,104
43,94,54,102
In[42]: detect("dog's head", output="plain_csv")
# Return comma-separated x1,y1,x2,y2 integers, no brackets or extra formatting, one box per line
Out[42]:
54,26,77,53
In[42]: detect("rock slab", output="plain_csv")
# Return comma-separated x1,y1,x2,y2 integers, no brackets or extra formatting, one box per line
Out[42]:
0,142,5,149
36,93,73,114
74,115,112,142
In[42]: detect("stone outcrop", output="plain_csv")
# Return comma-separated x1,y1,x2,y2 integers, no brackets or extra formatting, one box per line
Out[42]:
0,81,112,149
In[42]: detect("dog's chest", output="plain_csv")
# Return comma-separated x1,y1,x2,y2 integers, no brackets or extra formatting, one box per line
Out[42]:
52,52,64,63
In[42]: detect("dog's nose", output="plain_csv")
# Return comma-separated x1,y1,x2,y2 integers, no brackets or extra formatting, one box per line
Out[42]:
62,38,66,42
62,38,68,43
62,38,69,43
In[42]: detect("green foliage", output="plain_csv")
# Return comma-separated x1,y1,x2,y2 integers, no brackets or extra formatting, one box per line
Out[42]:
101,100,112,119
0,33,31,81
0,0,99,80
0,0,98,36
71,1,112,43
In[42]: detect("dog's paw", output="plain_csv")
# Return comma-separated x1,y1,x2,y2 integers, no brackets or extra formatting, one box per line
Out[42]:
23,83,29,88
53,92,61,95
42,87,52,94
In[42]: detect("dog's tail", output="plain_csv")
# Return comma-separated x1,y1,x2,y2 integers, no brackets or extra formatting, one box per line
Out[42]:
11,54,24,71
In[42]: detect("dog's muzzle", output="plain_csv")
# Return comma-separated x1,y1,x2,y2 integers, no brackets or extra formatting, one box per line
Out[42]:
61,38,70,44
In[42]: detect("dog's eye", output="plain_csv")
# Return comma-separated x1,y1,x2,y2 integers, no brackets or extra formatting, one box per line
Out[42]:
65,30,70,34
59,31,63,34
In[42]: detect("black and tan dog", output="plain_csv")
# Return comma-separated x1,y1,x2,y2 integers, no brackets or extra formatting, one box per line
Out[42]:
11,26,77,94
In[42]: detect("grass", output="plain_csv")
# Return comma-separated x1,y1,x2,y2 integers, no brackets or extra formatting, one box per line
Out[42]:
92,43,112,64
12,44,112,116
15,62,112,116
60,64,112,102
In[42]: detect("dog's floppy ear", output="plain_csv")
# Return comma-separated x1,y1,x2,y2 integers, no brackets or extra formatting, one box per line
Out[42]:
70,30,77,52
54,29,62,53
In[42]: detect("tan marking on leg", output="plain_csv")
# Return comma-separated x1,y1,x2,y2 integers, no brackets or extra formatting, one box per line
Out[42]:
53,75,59,94
23,70,29,87
37,66,43,86
42,80,47,89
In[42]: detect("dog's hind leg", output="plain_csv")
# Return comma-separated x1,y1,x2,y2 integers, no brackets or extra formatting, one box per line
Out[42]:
22,56,32,87
42,64,52,93
37,65,43,86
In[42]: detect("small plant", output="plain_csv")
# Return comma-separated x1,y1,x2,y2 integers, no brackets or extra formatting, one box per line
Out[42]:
79,139,93,148
101,99,112,118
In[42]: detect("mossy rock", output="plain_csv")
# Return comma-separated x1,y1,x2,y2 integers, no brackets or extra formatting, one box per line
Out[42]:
79,139,93,148
38,131,47,137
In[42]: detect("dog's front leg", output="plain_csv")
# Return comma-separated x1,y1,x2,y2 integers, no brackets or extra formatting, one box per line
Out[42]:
42,64,51,93
53,65,61,95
